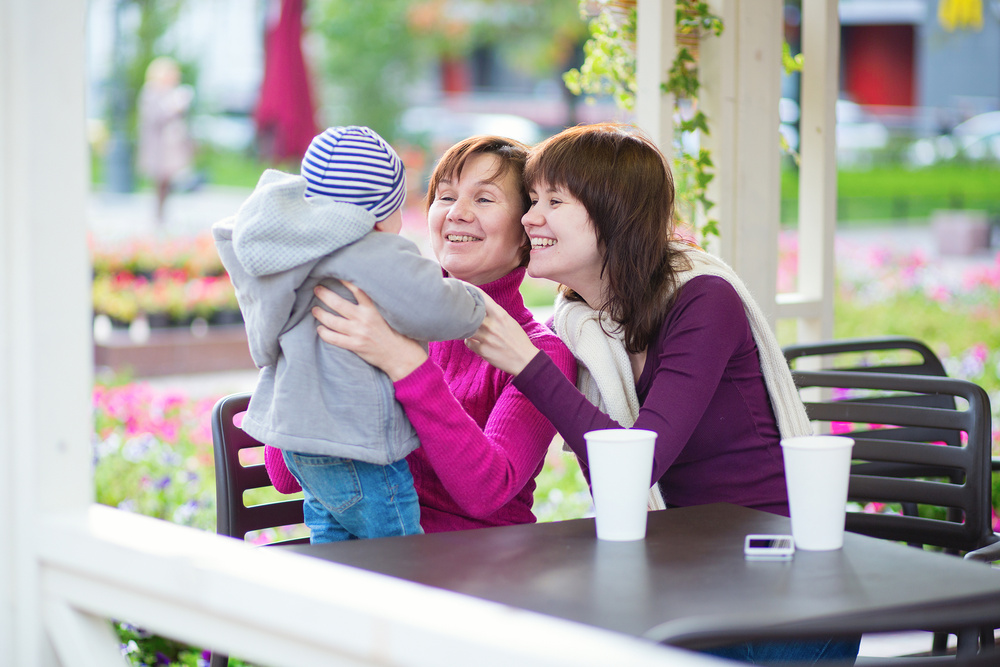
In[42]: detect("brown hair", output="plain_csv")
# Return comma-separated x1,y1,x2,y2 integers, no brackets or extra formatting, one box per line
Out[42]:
425,135,532,267
524,123,689,353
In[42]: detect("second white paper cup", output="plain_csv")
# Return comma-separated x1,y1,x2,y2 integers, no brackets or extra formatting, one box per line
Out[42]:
781,435,854,551
585,429,657,541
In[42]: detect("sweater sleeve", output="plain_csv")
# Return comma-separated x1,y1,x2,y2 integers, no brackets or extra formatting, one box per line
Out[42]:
315,234,486,342
514,277,749,485
393,334,577,518
265,444,302,494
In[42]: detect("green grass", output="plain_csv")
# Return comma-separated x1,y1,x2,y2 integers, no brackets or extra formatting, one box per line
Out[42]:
90,146,292,191
195,147,291,188
836,294,997,358
781,163,1000,224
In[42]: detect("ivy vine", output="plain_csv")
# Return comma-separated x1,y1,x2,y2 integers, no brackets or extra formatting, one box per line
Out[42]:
780,40,804,165
563,0,723,245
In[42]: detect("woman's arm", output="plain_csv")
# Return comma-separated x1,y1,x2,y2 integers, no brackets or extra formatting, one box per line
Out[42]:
264,445,301,494
312,282,429,381
465,295,544,375
513,277,748,485
394,334,577,518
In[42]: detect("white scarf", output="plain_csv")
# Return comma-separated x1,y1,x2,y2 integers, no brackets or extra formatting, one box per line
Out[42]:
552,244,813,511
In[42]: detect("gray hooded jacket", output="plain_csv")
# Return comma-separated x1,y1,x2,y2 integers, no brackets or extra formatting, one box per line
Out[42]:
213,169,486,464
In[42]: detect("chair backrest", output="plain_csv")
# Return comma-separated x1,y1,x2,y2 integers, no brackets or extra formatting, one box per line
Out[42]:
211,392,307,546
783,336,948,377
785,335,961,461
791,370,996,555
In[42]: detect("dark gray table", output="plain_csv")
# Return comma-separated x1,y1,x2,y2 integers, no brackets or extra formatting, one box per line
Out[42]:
286,503,1000,651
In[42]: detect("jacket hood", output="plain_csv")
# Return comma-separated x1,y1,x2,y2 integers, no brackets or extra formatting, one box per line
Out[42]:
232,169,375,276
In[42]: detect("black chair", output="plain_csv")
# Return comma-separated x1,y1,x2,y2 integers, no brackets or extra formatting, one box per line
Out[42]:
784,336,999,494
210,392,307,666
211,392,306,545
783,336,948,377
791,370,1000,657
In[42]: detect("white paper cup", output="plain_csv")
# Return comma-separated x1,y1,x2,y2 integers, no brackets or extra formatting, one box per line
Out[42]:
781,435,855,551
585,429,657,541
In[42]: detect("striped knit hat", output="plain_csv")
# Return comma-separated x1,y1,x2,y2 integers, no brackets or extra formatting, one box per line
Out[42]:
300,126,406,222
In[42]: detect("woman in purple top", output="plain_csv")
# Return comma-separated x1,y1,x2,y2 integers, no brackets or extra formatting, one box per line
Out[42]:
469,122,810,516
466,123,860,665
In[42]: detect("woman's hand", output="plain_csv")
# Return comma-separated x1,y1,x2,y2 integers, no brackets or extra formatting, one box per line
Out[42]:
465,293,541,376
312,282,428,382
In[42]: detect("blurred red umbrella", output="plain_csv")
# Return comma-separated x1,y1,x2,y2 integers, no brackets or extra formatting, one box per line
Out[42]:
255,0,318,163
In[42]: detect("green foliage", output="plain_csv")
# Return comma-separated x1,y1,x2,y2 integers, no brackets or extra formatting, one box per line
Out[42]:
309,0,433,139
116,622,206,667
465,1,588,78
308,0,586,141
520,275,560,308
835,294,1000,398
824,239,1000,516
833,278,1000,518
563,4,637,111
533,446,593,523
781,40,804,75
562,0,723,247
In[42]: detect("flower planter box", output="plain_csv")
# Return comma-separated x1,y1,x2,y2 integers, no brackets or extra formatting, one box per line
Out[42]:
931,209,992,256
94,324,256,377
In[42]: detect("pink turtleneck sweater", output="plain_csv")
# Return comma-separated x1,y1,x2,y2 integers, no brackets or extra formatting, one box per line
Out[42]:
264,267,577,533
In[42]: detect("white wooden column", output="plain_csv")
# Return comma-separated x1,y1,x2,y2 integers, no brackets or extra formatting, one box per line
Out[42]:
699,0,784,326
1,1,95,665
635,0,676,158
775,0,838,343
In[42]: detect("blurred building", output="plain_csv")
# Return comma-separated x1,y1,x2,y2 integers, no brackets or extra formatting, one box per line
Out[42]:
87,1,998,148
837,0,998,130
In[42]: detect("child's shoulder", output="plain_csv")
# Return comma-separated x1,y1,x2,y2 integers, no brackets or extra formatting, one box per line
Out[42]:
348,230,423,257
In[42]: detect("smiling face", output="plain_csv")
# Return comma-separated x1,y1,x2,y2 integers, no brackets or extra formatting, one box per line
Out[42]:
427,153,527,286
522,180,605,307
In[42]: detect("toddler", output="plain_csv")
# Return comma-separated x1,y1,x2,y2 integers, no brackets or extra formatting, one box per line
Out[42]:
213,126,485,541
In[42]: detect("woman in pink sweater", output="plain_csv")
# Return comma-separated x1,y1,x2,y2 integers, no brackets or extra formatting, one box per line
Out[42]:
265,135,577,533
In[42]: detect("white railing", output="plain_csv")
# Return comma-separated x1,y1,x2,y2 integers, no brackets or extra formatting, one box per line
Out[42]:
37,506,720,667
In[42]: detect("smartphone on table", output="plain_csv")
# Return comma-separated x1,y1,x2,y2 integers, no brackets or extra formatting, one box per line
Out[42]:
744,534,795,560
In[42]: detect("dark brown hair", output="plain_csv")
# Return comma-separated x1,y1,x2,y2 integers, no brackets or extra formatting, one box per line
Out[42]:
425,135,532,267
524,123,689,353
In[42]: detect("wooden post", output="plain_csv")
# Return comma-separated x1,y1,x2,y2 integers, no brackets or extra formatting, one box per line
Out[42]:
781,0,838,343
699,0,783,326
635,0,676,158
0,1,94,665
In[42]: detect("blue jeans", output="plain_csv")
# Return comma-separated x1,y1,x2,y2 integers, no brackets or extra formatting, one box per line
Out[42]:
282,450,422,543
701,636,861,665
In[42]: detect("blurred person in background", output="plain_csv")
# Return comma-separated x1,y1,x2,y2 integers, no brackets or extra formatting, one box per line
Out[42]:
137,56,195,224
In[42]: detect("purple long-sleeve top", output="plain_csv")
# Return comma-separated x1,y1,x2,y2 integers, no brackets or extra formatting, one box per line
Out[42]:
514,275,790,516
